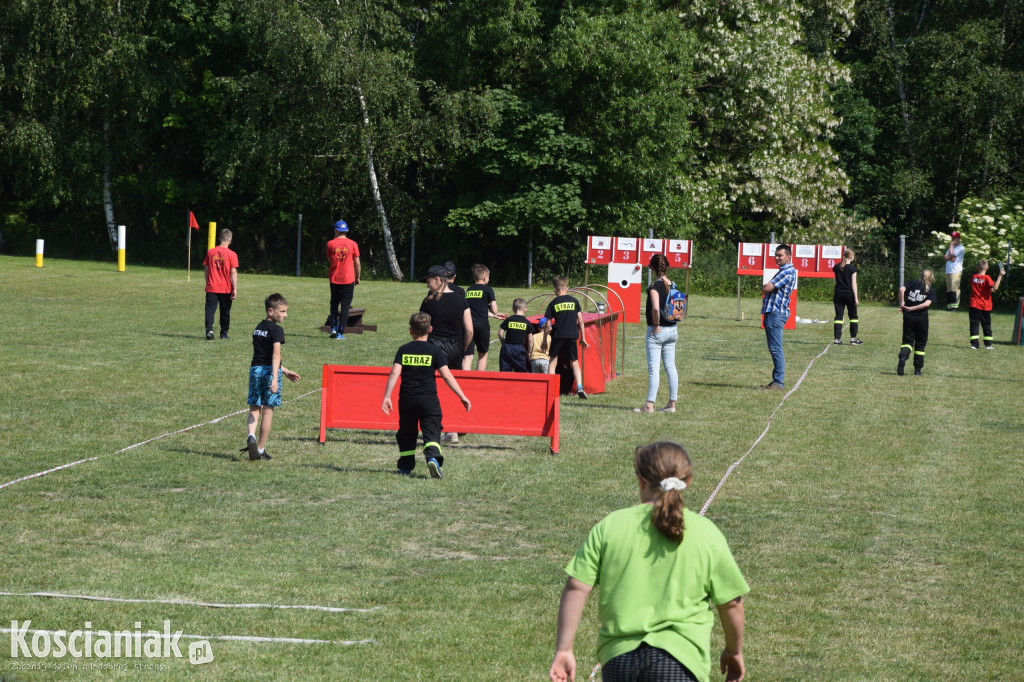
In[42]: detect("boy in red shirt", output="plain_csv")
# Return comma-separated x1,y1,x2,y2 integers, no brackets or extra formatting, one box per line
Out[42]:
968,259,1004,349
203,228,239,340
326,220,361,340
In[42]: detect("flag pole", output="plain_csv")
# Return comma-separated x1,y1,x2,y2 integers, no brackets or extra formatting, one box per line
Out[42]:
187,210,192,282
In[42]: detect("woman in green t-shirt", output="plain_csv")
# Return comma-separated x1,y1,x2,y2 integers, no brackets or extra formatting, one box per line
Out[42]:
549,442,748,682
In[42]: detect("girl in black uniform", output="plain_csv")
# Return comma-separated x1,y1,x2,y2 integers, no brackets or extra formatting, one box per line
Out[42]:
897,269,936,376
832,248,861,345
419,264,473,368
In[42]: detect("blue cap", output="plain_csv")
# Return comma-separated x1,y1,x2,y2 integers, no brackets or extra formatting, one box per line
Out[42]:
334,220,349,232
539,317,548,327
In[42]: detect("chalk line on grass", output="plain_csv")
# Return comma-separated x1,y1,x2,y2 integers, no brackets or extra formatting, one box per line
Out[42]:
0,457,101,492
699,341,833,516
0,591,380,614
0,388,323,493
0,626,375,646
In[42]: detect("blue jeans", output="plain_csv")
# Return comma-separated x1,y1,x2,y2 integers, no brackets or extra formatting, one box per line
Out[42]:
645,325,678,403
763,311,786,386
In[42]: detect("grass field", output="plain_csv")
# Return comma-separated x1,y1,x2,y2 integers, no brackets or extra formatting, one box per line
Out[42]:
2,255,1023,681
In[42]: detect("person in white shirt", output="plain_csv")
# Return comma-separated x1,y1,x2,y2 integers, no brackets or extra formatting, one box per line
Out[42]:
943,231,966,310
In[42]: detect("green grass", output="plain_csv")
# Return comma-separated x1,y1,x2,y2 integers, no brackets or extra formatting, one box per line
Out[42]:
2,255,1023,680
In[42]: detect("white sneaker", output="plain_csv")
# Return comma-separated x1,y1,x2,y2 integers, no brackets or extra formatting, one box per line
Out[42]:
440,432,459,444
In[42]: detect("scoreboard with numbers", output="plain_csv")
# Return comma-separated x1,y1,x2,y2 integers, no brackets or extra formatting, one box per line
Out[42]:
736,242,844,278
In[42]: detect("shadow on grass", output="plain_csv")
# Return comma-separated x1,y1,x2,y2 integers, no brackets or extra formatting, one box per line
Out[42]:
689,381,756,389
308,434,394,446
300,463,423,477
154,332,208,340
163,445,238,461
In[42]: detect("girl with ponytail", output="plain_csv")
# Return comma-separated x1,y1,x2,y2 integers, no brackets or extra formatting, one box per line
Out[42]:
550,442,748,682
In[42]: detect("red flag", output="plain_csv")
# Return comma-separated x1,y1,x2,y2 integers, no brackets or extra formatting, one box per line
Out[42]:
189,211,199,230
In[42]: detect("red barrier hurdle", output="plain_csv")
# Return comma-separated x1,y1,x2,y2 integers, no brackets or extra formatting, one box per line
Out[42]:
525,309,620,396
320,365,562,453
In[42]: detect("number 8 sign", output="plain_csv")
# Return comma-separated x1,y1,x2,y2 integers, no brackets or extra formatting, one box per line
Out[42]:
794,244,817,273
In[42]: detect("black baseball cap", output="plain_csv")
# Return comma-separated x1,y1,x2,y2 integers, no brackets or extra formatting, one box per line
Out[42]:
420,264,448,281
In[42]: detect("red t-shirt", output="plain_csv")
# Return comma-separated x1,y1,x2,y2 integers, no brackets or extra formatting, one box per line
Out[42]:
203,246,238,294
969,273,994,311
327,236,360,284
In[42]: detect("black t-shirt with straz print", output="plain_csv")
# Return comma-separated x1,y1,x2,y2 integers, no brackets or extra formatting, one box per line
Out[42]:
393,340,448,399
544,294,582,339
500,315,531,346
902,279,935,318
251,319,285,367
465,284,496,325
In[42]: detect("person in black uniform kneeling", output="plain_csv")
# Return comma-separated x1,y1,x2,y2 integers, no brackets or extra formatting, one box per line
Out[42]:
382,313,471,479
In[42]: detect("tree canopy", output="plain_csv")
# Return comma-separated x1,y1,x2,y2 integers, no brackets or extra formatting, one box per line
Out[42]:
2,0,1022,281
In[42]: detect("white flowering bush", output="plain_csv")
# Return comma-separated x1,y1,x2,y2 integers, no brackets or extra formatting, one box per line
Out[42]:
928,194,1024,266
680,0,872,242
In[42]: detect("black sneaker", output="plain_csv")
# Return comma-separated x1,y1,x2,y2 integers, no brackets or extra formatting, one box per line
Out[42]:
576,386,588,399
896,358,905,376
914,369,922,375
833,339,842,345
245,434,259,461
206,330,214,341
220,332,229,340
849,338,863,345
259,450,272,460
395,469,413,476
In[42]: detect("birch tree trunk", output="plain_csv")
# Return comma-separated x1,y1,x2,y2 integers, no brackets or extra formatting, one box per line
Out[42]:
357,87,404,281
102,117,118,255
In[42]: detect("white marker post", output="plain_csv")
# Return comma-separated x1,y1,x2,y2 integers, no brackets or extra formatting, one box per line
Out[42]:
117,225,126,271
35,239,44,268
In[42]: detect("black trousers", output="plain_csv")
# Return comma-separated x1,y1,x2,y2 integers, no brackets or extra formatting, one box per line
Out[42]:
969,307,993,347
205,292,232,333
428,334,465,369
899,314,929,370
601,643,699,682
833,293,858,339
328,282,355,333
396,395,443,471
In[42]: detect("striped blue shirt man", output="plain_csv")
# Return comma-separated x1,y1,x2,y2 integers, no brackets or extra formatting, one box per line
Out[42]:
761,245,796,389
761,262,797,314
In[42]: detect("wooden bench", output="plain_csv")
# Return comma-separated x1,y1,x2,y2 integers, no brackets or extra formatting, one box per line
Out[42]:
319,308,378,334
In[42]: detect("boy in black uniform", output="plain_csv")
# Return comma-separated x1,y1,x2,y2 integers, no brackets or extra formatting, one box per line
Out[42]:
541,276,590,398
463,264,501,370
244,294,301,460
897,269,936,376
382,313,471,479
498,298,534,373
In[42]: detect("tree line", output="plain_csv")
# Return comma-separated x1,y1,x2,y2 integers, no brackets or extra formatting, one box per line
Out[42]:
1,0,1022,286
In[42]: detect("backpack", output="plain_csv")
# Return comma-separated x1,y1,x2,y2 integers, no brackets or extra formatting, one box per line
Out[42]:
659,281,687,322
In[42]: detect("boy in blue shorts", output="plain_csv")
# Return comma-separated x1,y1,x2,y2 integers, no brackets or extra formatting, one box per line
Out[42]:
382,313,471,479
498,298,533,373
243,293,301,461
